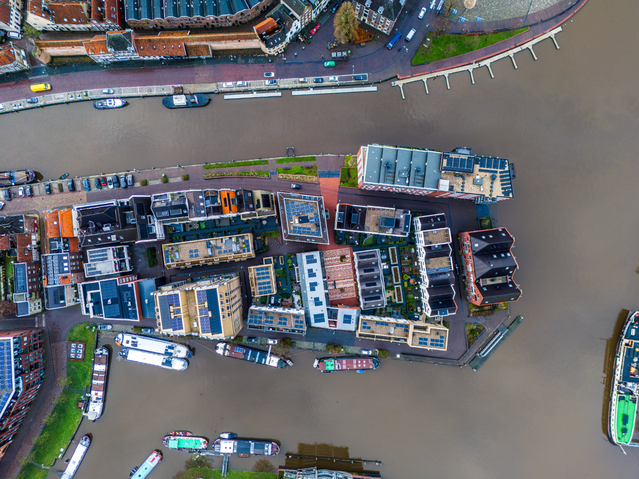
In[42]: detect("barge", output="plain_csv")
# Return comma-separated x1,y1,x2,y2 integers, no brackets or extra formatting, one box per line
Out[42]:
313,356,380,373
162,94,209,109
213,433,279,456
130,451,162,479
0,169,35,187
608,311,639,447
215,342,292,368
83,347,108,421
163,432,208,451
115,333,191,358
119,348,188,371
61,435,90,479
94,98,127,109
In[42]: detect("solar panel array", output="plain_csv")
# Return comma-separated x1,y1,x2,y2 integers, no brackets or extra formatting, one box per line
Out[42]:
87,248,110,262
0,341,13,390
285,201,321,237
13,264,26,294
167,293,183,330
254,267,274,295
100,280,121,319
417,336,446,348
442,155,474,173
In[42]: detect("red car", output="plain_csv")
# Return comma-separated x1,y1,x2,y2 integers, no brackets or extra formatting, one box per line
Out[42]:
310,23,321,34
100,176,107,187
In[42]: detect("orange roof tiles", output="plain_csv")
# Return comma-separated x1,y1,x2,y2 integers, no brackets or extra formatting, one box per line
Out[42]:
0,236,10,250
255,18,277,36
185,44,211,57
84,36,108,55
16,234,33,263
0,44,16,67
45,210,61,239
135,37,185,57
59,209,74,238
47,2,89,24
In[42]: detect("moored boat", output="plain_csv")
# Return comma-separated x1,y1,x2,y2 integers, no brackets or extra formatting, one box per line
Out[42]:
61,435,90,479
0,169,35,187
119,348,188,370
215,342,292,368
93,98,127,109
83,347,108,421
130,451,162,479
213,433,279,456
162,94,209,109
163,433,208,451
313,356,380,373
115,333,191,358
608,311,639,446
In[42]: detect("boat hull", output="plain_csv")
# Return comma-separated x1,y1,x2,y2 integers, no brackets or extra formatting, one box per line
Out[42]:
215,342,291,368
93,99,127,109
213,437,279,456
162,94,210,108
313,356,380,373
163,435,208,451
61,435,90,479
130,451,162,479
0,169,36,187
83,347,109,421
119,348,188,370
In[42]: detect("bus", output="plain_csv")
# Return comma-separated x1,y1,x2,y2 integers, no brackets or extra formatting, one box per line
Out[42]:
386,32,402,49
30,83,51,92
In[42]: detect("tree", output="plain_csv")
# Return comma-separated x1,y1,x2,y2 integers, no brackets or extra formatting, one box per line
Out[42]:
333,2,360,44
185,455,212,469
253,459,276,474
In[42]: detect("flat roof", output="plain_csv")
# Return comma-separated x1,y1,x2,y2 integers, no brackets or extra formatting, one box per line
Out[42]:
247,306,306,333
297,251,328,327
163,233,254,267
278,193,329,244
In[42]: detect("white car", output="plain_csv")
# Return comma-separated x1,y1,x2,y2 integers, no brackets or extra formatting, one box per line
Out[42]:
0,201,5,211
102,88,114,94
18,187,24,197
267,339,278,345
222,82,234,88
328,76,338,82
264,72,275,77
418,7,427,18
236,81,248,87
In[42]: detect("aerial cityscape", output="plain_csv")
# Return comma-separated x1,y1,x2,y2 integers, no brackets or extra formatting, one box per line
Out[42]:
0,0,636,478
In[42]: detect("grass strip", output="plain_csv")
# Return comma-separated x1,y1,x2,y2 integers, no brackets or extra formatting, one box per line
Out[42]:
412,28,528,65
340,168,358,187
183,469,277,479
204,171,269,179
275,156,316,164
203,160,268,169
276,165,318,176
66,323,97,390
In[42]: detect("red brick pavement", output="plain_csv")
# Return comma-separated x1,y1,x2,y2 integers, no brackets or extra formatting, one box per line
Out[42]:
318,177,340,250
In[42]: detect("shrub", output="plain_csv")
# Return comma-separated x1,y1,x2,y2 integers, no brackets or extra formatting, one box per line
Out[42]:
281,338,292,347
141,179,148,186
161,174,168,183
254,459,276,473
185,455,212,469
378,349,390,358
182,174,189,181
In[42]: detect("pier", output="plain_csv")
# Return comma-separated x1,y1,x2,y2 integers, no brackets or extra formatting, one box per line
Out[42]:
469,316,524,371
285,454,382,467
291,86,378,96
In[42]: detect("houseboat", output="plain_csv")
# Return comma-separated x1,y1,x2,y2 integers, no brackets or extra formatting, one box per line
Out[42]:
609,311,639,447
213,433,279,456
313,356,380,373
130,451,162,479
0,169,35,187
93,98,127,109
119,348,188,371
115,333,191,358
215,342,292,368
60,435,90,479
83,347,108,421
163,432,208,451
162,94,209,109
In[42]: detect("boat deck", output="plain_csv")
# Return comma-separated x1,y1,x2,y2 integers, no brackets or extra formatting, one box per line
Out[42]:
168,437,206,449
319,357,377,371
615,395,637,444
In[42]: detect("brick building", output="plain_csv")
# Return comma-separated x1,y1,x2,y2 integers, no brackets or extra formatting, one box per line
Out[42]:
352,0,403,34
0,329,45,460
26,0,123,31
0,42,29,75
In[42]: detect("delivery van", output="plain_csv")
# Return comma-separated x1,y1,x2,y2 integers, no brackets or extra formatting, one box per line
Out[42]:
30,83,51,92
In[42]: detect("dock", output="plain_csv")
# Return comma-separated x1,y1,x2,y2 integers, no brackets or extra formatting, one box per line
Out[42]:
469,316,523,371
224,91,282,100
291,86,377,96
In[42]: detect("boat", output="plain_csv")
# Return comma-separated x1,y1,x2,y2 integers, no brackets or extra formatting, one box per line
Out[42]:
93,98,127,109
60,435,90,479
83,347,108,421
162,94,209,109
162,432,208,451
215,342,293,368
213,433,279,456
313,356,380,373
115,333,191,358
130,451,162,479
119,348,188,371
608,311,639,447
0,169,35,187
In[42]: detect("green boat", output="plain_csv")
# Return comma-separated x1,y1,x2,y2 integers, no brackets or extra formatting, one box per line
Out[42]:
162,432,208,451
615,395,637,444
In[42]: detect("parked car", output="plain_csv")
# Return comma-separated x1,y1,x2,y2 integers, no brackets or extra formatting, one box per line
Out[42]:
25,185,32,197
264,72,274,77
265,79,277,86
26,97,38,104
97,324,113,330
18,187,24,197
13,102,23,109
94,177,102,190
236,81,248,87
112,175,120,188
331,3,339,13
291,184,301,189
107,176,113,189
310,23,321,34
140,328,154,334
354,75,366,81
119,175,127,188
361,349,378,356
324,61,336,68
313,78,324,84
3,189,10,201
222,82,234,88
102,88,114,94
328,76,338,81
59,172,69,180
298,77,308,83
418,7,427,18
45,183,51,195
0,104,4,111
83,179,91,191
126,174,133,186
100,176,107,187
246,337,258,343
267,339,278,345
0,201,4,210
67,179,75,191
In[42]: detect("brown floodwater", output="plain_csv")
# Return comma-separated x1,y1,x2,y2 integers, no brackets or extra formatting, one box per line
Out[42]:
3,0,639,476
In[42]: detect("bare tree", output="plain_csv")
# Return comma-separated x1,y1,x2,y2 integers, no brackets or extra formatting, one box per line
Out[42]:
334,2,360,44
253,458,276,473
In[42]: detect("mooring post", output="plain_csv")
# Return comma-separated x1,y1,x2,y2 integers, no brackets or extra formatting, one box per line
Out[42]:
444,73,450,90
468,68,475,85
550,34,560,49
422,78,429,94
509,54,518,69
528,45,537,60
486,63,495,79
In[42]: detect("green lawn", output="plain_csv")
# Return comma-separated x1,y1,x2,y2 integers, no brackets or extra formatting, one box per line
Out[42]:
276,165,318,176
203,160,269,169
275,156,316,164
412,28,528,65
183,469,277,479
340,168,358,188
204,171,270,178
17,323,96,479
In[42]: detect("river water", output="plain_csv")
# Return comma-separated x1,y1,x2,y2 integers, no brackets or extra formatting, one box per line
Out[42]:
3,0,639,477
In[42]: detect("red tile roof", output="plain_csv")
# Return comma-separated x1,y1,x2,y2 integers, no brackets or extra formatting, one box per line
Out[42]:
135,37,185,57
47,2,90,24
0,1,11,26
83,36,108,55
254,18,277,36
16,233,33,263
0,44,16,67
0,236,10,250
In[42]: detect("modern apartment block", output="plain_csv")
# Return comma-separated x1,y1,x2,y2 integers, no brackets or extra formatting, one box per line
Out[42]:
357,144,515,204
335,203,411,237
123,0,272,30
356,315,448,351
41,252,84,310
247,264,276,297
162,233,254,269
154,274,243,339
247,306,307,334
26,0,123,31
83,245,132,278
0,43,29,75
458,228,521,306
353,250,386,310
278,192,329,245
12,262,42,317
0,329,45,461
352,0,403,34
414,214,457,317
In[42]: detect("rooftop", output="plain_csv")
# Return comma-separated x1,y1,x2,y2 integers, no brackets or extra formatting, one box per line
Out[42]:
247,264,276,297
335,203,411,237
79,275,139,320
84,245,131,278
163,233,254,268
353,250,386,310
247,306,306,334
278,193,329,245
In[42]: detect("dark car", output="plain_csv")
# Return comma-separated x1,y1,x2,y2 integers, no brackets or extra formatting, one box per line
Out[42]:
83,179,91,191
246,337,258,343
354,75,366,81
313,78,324,83
291,184,301,189
45,183,51,195
26,97,38,104
3,189,10,201
25,185,32,197
141,328,154,334
100,176,107,187
67,179,75,191
112,175,120,188
331,3,339,13
119,175,127,188
94,177,102,190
